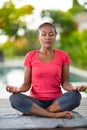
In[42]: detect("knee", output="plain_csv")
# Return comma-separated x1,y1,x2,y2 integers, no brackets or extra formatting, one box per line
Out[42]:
9,93,21,108
71,91,82,106
9,93,19,102
72,91,81,100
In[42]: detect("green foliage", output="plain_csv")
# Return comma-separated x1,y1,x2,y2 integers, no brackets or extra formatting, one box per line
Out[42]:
68,0,85,14
0,40,17,58
0,0,34,36
0,30,39,58
60,30,87,69
85,88,87,93
0,0,36,58
68,5,84,14
41,10,77,35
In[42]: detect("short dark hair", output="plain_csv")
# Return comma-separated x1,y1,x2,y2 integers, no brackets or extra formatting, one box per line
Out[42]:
38,22,57,35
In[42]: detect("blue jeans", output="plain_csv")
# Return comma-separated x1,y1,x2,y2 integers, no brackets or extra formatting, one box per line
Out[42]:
9,91,81,114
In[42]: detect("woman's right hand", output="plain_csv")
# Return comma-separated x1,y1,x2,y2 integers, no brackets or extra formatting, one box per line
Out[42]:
6,85,20,93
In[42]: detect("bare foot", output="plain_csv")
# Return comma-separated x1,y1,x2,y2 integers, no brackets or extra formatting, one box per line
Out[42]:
21,111,73,119
21,113,28,116
55,111,73,119
21,113,33,116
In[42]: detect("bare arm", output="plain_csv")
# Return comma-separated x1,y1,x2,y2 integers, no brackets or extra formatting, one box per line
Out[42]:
61,65,87,92
6,67,32,93
61,65,73,91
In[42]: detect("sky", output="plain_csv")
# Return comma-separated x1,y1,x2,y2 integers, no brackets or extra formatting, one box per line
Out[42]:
13,0,73,10
0,0,84,10
0,0,73,11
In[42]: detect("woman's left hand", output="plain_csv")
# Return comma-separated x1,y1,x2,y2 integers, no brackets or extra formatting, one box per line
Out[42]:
73,85,87,92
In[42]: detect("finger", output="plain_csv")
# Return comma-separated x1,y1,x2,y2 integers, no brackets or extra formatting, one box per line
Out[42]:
6,86,9,90
75,86,81,91
82,87,86,91
6,86,10,91
79,86,84,91
72,87,77,91
78,87,81,91
7,86,13,92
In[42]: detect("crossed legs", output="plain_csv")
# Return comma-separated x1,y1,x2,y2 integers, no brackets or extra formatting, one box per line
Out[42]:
9,91,81,118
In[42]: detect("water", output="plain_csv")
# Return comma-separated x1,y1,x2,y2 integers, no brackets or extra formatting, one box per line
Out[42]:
0,61,87,98
0,61,24,98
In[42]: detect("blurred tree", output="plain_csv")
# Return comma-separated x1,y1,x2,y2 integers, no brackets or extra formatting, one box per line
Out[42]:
0,0,34,36
0,30,39,58
68,0,85,14
0,0,39,58
41,10,77,35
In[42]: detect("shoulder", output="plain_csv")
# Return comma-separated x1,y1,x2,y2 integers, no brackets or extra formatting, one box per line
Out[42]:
25,50,37,58
26,50,37,56
24,50,38,66
24,50,38,63
55,49,69,57
55,49,71,65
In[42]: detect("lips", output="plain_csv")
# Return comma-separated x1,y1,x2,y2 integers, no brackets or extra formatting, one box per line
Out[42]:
44,41,52,44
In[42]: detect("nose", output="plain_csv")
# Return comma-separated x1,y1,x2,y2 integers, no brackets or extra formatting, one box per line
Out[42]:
45,34,51,39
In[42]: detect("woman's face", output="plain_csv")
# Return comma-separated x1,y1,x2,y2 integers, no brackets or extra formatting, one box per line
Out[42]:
38,24,57,48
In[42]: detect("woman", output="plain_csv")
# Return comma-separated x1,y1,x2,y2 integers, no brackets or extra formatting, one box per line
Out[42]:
6,22,87,118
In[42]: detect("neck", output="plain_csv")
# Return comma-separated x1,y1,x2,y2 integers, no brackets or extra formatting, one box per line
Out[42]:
39,48,54,54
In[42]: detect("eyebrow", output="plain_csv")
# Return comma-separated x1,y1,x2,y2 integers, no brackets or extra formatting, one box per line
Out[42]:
41,31,54,33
